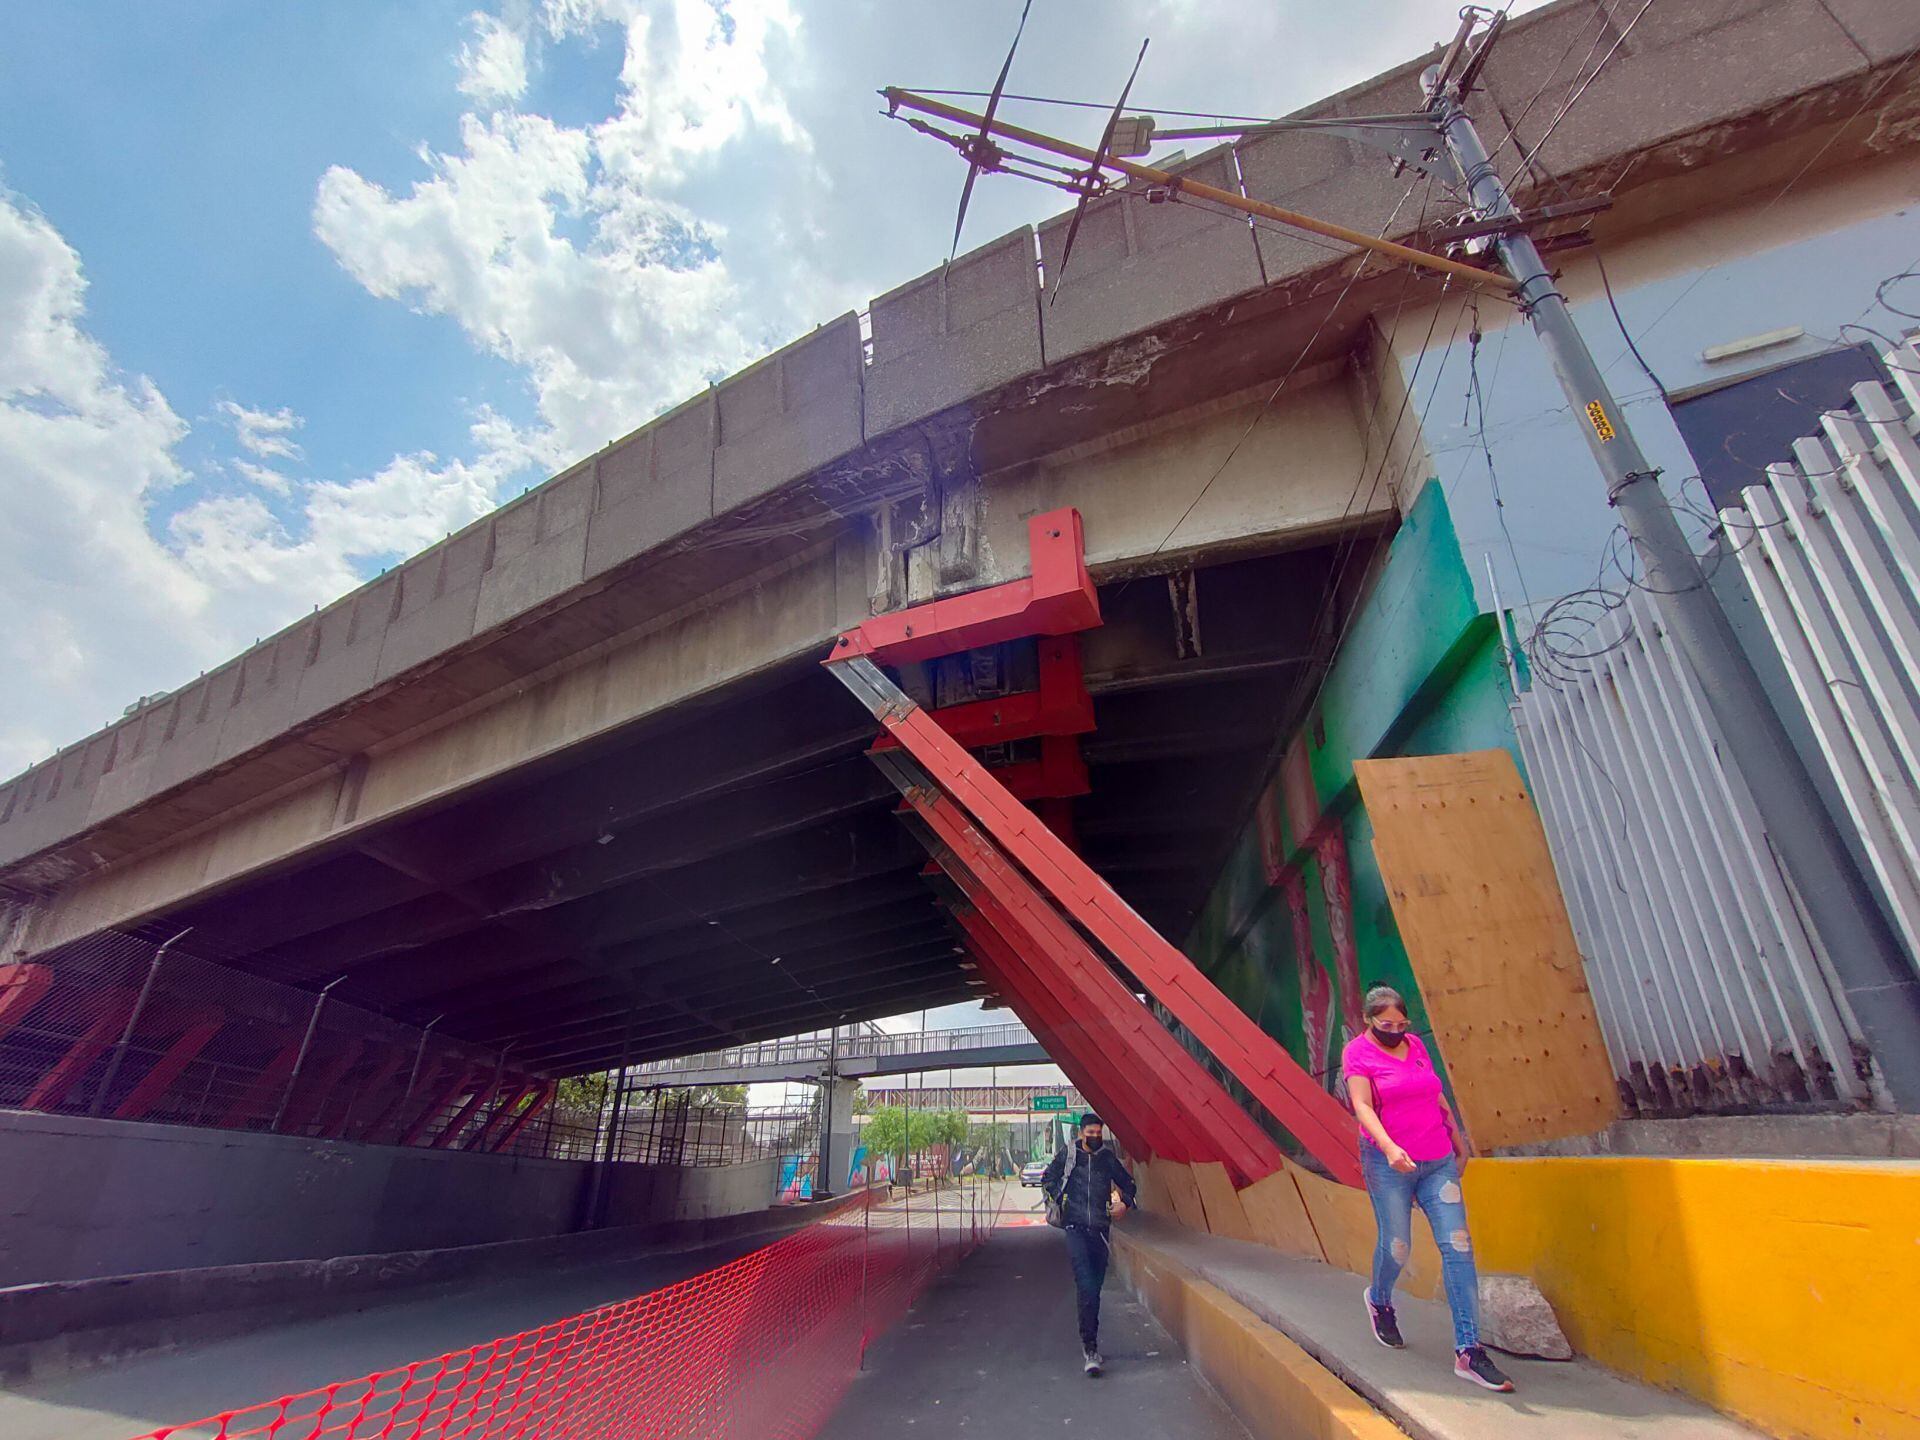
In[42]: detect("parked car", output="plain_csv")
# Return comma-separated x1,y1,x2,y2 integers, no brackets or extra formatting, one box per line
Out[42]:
1020,1160,1048,1188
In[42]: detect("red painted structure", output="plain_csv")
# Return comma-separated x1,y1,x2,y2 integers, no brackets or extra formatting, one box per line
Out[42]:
826,507,1362,1187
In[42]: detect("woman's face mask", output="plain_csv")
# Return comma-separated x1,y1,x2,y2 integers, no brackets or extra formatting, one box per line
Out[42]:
1369,1009,1410,1048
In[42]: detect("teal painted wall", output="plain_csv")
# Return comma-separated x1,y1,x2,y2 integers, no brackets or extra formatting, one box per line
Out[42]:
1182,479,1522,1099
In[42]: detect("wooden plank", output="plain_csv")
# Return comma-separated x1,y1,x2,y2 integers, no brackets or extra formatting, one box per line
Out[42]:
1156,1160,1211,1233
1190,1161,1258,1243
1234,1163,1325,1263
1354,749,1618,1149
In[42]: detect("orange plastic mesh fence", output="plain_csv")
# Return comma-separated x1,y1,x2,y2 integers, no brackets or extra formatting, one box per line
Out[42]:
131,1184,997,1440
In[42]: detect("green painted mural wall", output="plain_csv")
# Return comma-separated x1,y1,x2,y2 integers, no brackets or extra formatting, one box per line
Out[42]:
1181,478,1524,1099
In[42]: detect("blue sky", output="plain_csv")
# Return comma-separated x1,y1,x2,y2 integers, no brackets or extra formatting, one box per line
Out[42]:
0,0,1529,781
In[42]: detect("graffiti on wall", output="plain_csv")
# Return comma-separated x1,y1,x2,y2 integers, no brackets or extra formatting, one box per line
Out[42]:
1180,480,1517,1097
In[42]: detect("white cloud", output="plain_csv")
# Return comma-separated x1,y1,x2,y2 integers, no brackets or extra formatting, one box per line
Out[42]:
0,188,537,776
217,399,304,461
312,0,819,464
458,11,530,104
230,458,294,496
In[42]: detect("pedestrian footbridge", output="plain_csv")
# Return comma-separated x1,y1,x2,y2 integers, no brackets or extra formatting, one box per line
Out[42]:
628,1021,1050,1087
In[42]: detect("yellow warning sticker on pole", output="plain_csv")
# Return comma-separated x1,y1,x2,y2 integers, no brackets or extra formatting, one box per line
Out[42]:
1585,400,1616,442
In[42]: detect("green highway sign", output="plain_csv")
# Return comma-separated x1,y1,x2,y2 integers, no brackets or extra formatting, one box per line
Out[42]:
1031,1095,1069,1112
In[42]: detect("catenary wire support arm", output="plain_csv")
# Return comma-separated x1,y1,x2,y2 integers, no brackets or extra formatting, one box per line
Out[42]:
882,88,1517,294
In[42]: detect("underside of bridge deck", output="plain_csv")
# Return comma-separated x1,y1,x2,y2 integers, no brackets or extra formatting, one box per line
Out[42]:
43,536,1377,1076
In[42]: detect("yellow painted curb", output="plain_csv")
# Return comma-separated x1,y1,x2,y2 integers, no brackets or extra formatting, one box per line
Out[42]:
1113,1231,1402,1440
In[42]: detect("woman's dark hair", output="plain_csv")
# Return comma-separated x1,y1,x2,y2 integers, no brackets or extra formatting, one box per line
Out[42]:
1363,983,1407,1018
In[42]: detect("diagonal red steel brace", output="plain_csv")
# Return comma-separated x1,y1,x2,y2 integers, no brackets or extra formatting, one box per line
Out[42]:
909,783,1286,1183
954,912,1167,1162
957,916,1179,1164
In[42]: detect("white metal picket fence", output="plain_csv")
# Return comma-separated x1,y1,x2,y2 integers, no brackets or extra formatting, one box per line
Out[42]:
1511,342,1920,1113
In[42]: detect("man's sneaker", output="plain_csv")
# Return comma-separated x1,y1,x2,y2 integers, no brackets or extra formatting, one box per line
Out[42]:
1082,1347,1105,1376
1455,1345,1515,1392
1364,1290,1404,1348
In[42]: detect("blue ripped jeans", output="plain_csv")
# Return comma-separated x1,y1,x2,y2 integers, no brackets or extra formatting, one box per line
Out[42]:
1360,1145,1480,1350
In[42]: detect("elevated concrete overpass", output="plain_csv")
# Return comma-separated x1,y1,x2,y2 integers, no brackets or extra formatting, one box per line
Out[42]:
1,0,1908,1093
629,1023,1051,1088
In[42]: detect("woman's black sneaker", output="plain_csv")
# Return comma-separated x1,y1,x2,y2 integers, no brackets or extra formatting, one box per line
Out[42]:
1364,1290,1404,1348
1455,1345,1515,1392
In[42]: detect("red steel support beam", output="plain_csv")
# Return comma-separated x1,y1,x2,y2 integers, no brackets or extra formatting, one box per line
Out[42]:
281,1039,365,1137
953,915,1160,1161
0,965,56,1044
25,992,134,1112
432,1075,501,1150
400,1064,480,1148
322,1047,408,1140
467,1078,537,1152
832,654,1362,1186
833,510,1099,666
919,790,1284,1183
113,1012,224,1122
488,1080,554,1154
872,636,1095,752
220,1041,303,1130
955,900,1200,1163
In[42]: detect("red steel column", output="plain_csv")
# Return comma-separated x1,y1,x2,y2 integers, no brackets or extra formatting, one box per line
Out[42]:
113,1013,223,1121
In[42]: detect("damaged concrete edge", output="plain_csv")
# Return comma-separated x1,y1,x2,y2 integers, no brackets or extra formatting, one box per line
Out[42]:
1112,1230,1407,1440
0,1199,842,1387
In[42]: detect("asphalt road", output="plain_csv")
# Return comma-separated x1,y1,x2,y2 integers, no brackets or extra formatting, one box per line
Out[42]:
819,1204,1252,1439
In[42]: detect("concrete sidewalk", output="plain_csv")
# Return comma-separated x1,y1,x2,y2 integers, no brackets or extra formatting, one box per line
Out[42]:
1117,1213,1764,1440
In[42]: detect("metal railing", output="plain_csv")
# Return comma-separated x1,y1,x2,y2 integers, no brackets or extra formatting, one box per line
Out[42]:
630,1021,1040,1080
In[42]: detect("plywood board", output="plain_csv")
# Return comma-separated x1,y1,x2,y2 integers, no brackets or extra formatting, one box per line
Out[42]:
1289,1163,1379,1282
1234,1164,1325,1262
1156,1160,1210,1233
1190,1161,1257,1243
1354,749,1618,1149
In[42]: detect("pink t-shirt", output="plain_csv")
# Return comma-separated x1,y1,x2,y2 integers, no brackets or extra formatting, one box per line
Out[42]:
1341,1032,1453,1162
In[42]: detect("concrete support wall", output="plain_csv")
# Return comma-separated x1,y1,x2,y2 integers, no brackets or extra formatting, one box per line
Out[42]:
602,1156,779,1227
0,1109,777,1287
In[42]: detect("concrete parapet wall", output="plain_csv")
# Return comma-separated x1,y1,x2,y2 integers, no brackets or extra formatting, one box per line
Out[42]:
866,228,1043,436
714,314,864,515
1036,146,1265,365
1138,1153,1920,1440
0,1109,780,1289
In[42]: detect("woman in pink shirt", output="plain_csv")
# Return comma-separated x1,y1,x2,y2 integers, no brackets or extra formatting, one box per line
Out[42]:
1342,983,1514,1393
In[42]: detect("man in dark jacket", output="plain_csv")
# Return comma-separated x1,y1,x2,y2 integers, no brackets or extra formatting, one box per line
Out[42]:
1041,1113,1138,1375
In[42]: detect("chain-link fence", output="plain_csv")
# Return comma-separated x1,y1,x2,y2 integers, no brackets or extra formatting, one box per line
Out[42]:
0,923,813,1169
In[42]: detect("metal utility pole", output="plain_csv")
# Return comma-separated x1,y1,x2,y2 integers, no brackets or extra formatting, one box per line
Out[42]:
1424,45,1920,1104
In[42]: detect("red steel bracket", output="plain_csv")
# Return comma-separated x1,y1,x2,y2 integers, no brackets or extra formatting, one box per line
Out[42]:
833,509,1099,666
